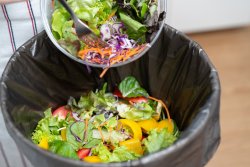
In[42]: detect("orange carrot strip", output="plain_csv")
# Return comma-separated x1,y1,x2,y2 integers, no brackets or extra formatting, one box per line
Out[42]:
148,96,172,126
99,121,108,127
105,10,116,22
78,44,147,79
100,68,109,78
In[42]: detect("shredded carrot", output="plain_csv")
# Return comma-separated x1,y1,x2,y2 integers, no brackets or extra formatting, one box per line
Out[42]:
99,68,109,78
84,119,89,142
78,44,145,78
105,10,117,23
148,96,172,127
123,45,146,61
78,45,143,64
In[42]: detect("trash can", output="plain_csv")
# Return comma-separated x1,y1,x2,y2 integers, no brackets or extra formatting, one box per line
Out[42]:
0,24,221,167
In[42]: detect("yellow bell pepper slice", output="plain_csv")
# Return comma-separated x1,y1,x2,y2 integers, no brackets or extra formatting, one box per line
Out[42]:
61,128,67,141
157,119,174,133
118,119,142,140
38,137,48,150
137,118,158,133
119,138,143,155
84,156,102,163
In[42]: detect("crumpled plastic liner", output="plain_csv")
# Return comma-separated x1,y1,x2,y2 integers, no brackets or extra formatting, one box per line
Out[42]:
0,24,221,167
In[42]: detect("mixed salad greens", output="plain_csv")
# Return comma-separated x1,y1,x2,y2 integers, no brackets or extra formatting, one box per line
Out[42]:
51,0,165,66
32,76,179,163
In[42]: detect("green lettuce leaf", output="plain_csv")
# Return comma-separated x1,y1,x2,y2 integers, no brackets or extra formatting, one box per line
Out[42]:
90,83,117,110
31,108,65,144
129,0,149,19
66,121,85,150
92,129,128,145
109,146,140,162
51,8,70,39
119,12,147,41
105,117,117,128
67,83,117,117
67,0,114,35
93,114,106,126
143,128,177,153
52,0,114,41
83,121,102,148
140,2,148,18
61,20,77,40
59,20,86,56
92,143,140,162
83,138,102,148
118,76,149,98
49,140,79,160
67,96,93,114
92,143,112,162
78,96,94,110
58,39,81,56
117,102,154,121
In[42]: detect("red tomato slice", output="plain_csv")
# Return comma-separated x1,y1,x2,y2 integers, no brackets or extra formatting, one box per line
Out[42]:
113,88,148,104
52,106,70,120
113,88,123,98
77,148,91,159
128,97,148,103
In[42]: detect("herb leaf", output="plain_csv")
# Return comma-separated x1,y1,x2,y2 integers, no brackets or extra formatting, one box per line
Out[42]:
31,108,64,144
118,76,149,98
143,128,177,153
119,12,147,41
49,140,79,160
66,121,85,150
92,143,139,162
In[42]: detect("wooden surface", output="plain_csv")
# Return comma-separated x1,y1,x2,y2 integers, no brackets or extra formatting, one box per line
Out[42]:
188,26,250,167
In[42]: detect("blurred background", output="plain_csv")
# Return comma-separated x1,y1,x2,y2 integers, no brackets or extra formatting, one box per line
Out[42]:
166,0,250,167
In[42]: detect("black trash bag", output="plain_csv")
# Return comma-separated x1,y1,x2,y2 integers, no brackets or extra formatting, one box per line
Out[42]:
0,24,221,167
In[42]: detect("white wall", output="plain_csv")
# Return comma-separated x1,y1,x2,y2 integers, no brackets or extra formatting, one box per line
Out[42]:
166,0,250,33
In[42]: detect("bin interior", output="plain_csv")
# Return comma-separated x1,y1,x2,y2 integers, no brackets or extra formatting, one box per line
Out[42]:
0,25,220,167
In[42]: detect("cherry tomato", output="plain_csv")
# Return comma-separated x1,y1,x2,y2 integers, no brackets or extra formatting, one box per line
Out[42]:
52,106,70,120
128,97,148,103
113,88,148,104
77,148,91,159
113,88,123,97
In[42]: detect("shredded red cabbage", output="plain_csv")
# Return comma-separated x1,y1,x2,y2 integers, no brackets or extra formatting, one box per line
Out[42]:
84,22,139,64
100,23,137,51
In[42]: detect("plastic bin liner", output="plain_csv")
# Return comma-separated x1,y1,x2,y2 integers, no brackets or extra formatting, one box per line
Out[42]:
0,24,221,167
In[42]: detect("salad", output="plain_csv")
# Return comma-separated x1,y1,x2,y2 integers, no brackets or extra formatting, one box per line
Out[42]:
32,76,179,163
51,0,165,67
